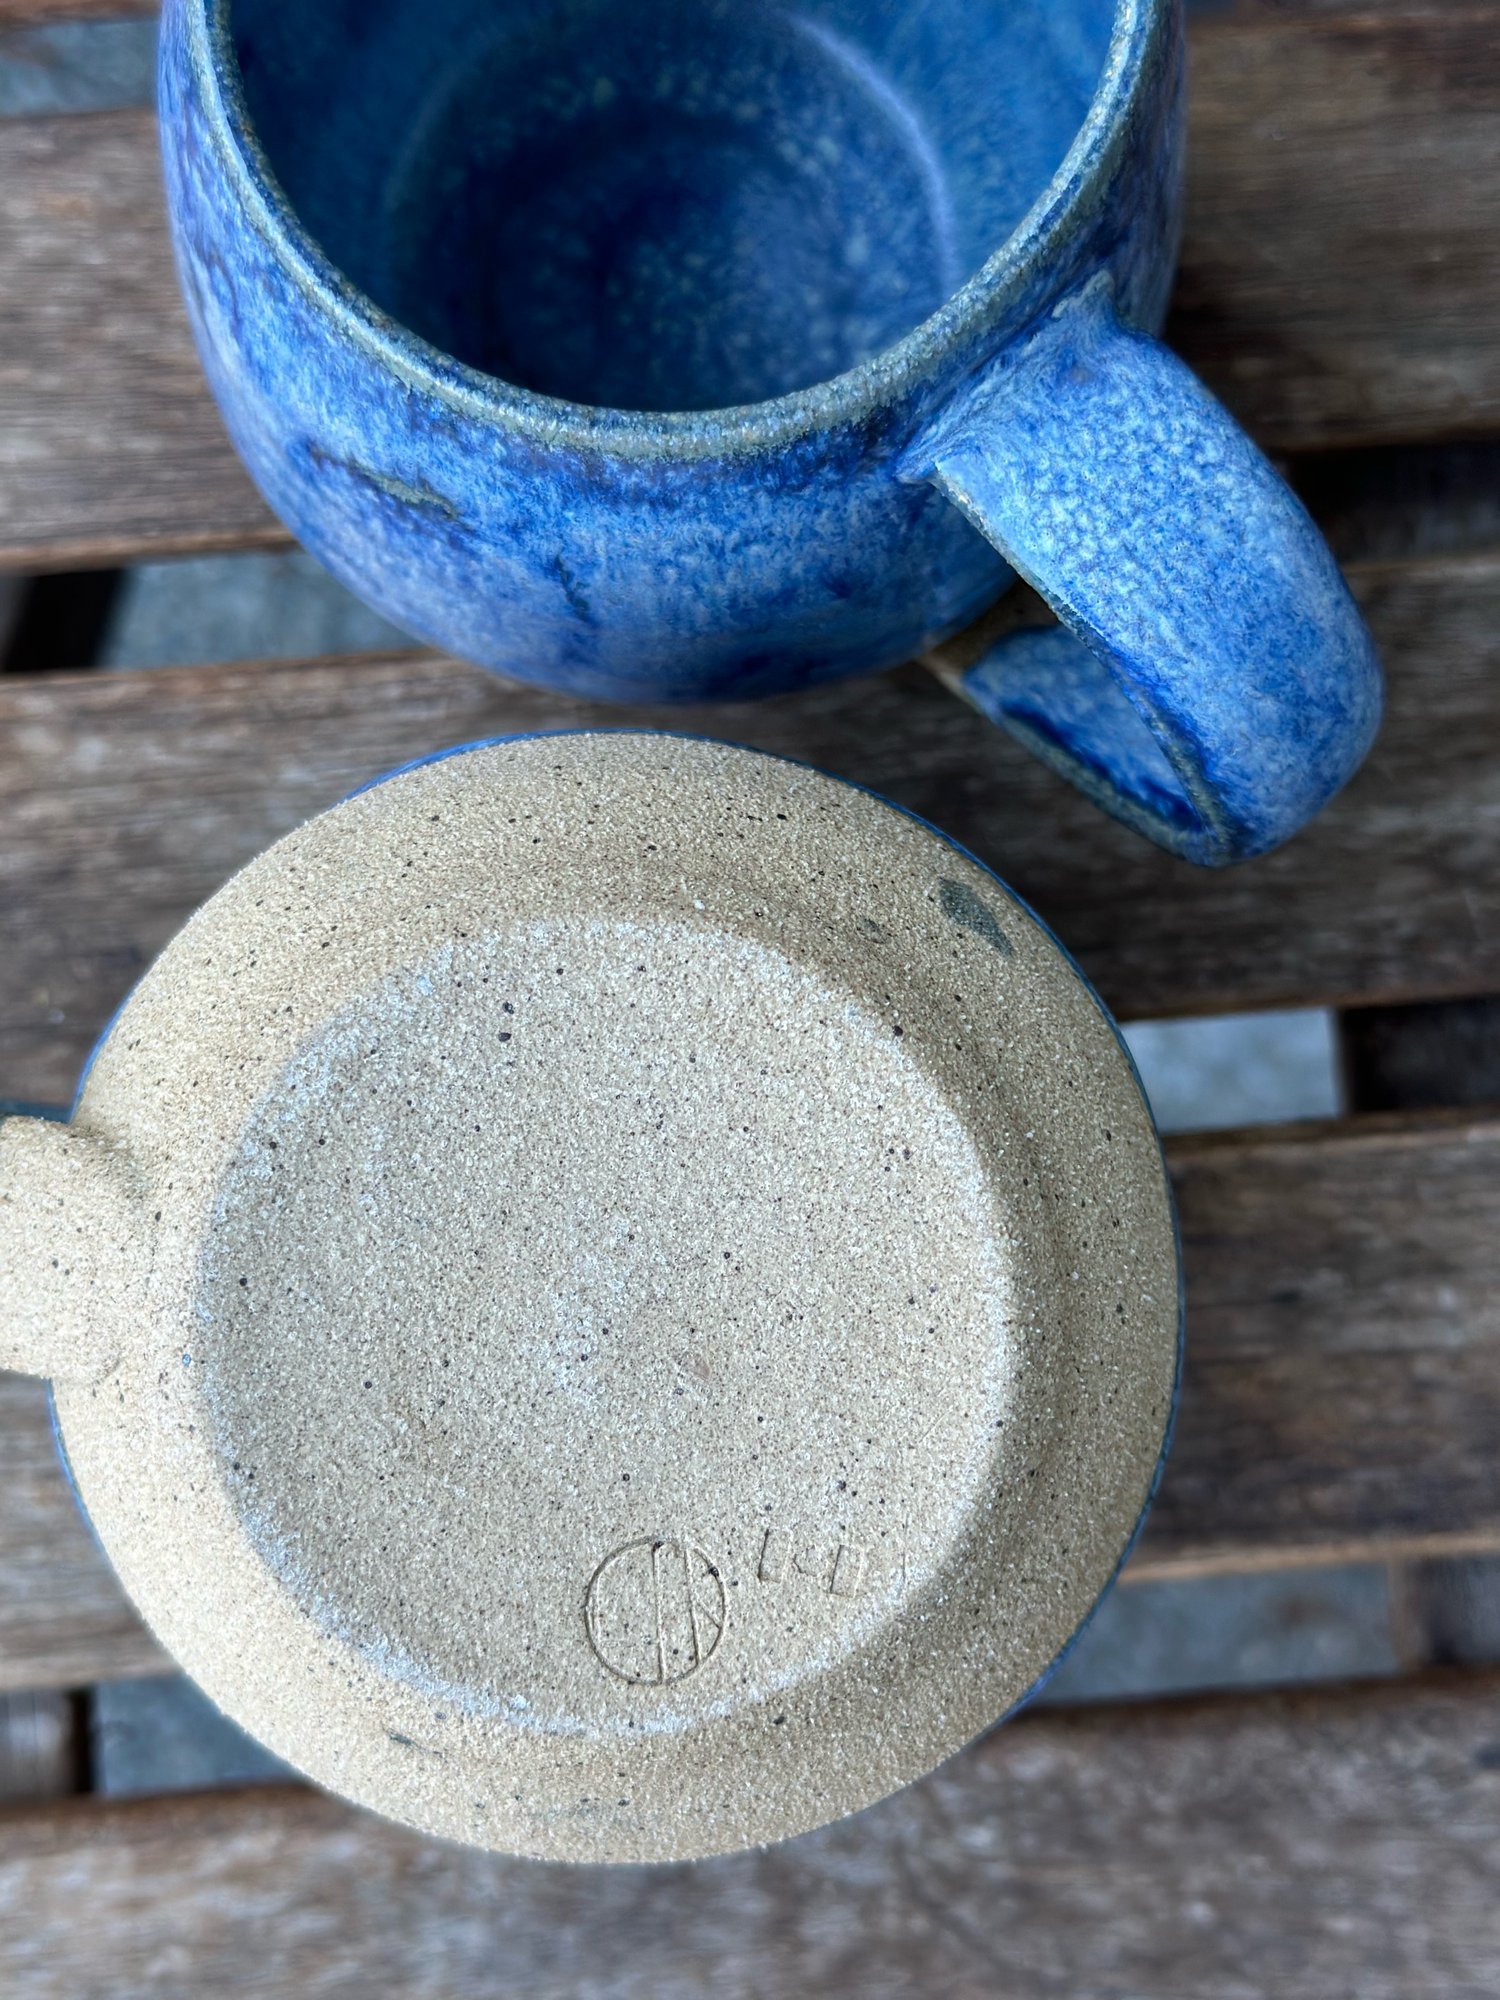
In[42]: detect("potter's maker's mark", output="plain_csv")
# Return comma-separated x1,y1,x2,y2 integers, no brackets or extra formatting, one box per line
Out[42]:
586,1537,726,1685
759,1523,869,1597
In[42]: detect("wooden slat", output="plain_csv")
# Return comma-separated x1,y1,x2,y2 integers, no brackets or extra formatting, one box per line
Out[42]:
0,1,153,20
0,1374,168,1692
5,1106,1498,1691
1,1671,1497,1998
1150,1110,1500,1578
3,552,1499,1104
1168,6,1500,449
0,110,281,572
2,9,1499,569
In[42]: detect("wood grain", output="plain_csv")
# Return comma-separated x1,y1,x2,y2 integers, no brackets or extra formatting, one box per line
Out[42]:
1,1671,1498,1998
1168,6,1500,448
2,9,1499,568
2,552,1499,1105
0,110,282,572
6,1106,1500,1690
0,1374,168,1692
1152,1110,1500,1578
0,1,152,21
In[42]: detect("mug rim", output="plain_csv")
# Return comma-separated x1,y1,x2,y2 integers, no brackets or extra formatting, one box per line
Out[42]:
185,0,1163,461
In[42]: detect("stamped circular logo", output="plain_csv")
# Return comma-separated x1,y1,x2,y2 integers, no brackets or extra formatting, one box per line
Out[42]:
585,1536,726,1685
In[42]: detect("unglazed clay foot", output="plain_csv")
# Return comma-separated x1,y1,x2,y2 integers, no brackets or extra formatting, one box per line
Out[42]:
0,734,1179,1862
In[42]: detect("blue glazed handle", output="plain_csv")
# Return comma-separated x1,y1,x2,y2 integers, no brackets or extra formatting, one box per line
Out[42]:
915,283,1382,866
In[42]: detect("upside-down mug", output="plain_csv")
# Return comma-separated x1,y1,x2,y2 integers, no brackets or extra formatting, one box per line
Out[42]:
160,0,1380,864
0,734,1180,1862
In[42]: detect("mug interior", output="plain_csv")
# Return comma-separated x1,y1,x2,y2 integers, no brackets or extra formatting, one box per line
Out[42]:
226,0,1118,413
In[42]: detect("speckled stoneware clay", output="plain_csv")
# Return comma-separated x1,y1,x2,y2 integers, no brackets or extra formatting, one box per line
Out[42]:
159,0,1381,864
0,735,1180,1862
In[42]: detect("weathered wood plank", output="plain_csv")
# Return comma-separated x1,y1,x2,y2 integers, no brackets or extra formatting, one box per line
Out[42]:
0,1373,168,1692
1,1671,1497,1999
1150,1110,1500,1578
6,1108,1499,1691
2,553,1498,1104
2,10,1499,568
0,110,281,572
1169,6,1500,449
0,2,152,21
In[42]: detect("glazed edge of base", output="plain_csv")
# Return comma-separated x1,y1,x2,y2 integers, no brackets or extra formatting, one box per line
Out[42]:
36,733,1181,1863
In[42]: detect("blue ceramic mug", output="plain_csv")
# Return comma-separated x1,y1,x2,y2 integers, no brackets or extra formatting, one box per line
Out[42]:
160,0,1381,864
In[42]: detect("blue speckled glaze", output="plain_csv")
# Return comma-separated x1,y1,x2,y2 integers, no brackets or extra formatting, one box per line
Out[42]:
923,284,1383,861
160,0,1379,863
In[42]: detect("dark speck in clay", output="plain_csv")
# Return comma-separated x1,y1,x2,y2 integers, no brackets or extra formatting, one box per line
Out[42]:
938,877,1014,959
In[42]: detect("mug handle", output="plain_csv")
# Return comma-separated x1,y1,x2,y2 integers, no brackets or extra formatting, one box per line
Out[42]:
907,280,1382,866
0,1114,145,1384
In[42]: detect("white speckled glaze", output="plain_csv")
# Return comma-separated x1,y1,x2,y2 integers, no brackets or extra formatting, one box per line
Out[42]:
0,735,1179,1861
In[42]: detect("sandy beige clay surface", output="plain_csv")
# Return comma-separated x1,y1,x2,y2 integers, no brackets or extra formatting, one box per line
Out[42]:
0,733,1179,1862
